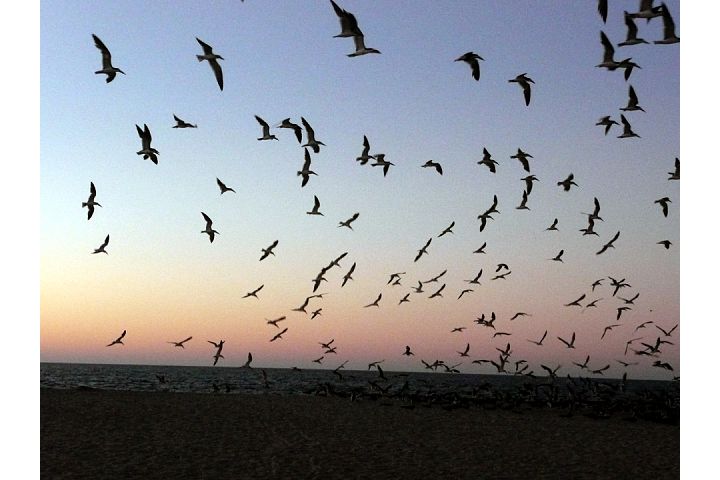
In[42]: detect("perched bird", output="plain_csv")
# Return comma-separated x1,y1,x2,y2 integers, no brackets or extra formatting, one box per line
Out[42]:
618,12,649,46
168,336,192,348
657,240,672,249
266,316,286,328
347,34,381,57
528,330,548,346
596,116,620,135
339,212,359,230
255,115,278,141
557,332,576,349
509,73,534,106
216,178,235,194
438,221,455,237
196,37,224,91
414,237,432,262
278,118,303,143
298,148,318,187
618,114,640,138
173,114,197,128
92,34,125,83
307,195,324,216
455,51,484,81
135,124,159,164
557,173,578,191
656,323,678,337
302,118,325,153
341,262,356,287
546,218,559,231
106,330,126,347
330,0,363,37
92,234,110,255
511,149,534,172
364,293,382,308
200,212,219,243
242,284,264,299
596,231,620,255
653,3,679,44
621,85,645,112
270,328,288,342
356,135,374,165
668,157,680,180
655,197,671,217
260,240,279,261
422,160,443,175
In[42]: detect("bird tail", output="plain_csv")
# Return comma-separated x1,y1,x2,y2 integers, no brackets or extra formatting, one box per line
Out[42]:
196,55,205,62
82,202,88,207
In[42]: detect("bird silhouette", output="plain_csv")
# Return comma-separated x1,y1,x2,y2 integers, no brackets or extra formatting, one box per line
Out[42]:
168,336,192,348
216,178,235,194
438,221,455,237
657,240,672,249
173,114,197,128
414,238,432,262
200,212,219,243
243,284,264,299
307,195,324,216
512,149,534,172
339,212,359,230
82,182,103,220
422,160,443,175
596,231,620,255
341,263,356,287
565,294,586,307
347,34,381,57
135,124,159,164
266,316,286,328
655,197,671,217
356,135,374,164
196,37,224,91
557,173,578,191
402,346,414,356
255,115,278,141
260,240,279,261
546,218,559,231
654,3,679,44
364,293,382,308
301,118,325,154
270,327,288,342
477,148,498,173
557,332,576,349
509,73,534,106
596,116,620,135
92,34,125,82
106,330,126,347
92,234,110,254
297,148,318,187
621,85,645,112
455,51,484,81
618,12,649,47
668,157,680,180
330,0,363,37
278,118,303,143
598,0,608,23
528,330,548,346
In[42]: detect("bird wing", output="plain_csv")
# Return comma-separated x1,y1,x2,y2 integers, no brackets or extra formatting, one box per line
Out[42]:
313,195,321,210
202,212,213,227
196,37,214,55
600,31,615,63
209,59,224,91
624,12,639,40
470,58,480,81
301,117,315,139
598,0,608,23
255,115,269,130
522,83,531,106
101,235,110,248
661,4,677,38
303,148,312,171
92,34,113,67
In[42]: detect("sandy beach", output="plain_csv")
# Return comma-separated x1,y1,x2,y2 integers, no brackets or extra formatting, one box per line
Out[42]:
41,388,679,479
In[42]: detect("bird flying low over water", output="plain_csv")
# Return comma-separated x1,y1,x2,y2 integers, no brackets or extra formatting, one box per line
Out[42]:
195,37,224,91
168,336,192,348
455,51,484,81
200,212,219,243
82,182,102,220
135,124,159,164
422,160,443,175
107,330,126,347
598,0,608,23
298,148,318,187
654,3,679,44
92,234,110,254
260,240,279,261
509,73,534,106
92,34,125,83
338,212,359,230
173,114,197,128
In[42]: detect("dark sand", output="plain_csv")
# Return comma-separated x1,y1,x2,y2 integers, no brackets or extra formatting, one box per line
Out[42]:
41,388,678,479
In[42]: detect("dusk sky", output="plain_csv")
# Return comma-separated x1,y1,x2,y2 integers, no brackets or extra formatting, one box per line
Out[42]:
36,0,682,380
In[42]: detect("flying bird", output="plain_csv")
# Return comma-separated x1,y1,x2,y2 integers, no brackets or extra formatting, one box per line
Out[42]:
307,195,324,216
668,157,679,180
200,212,219,243
196,37,224,91
455,51,484,81
330,0,364,37
621,85,645,112
260,240,279,261
371,154,394,177
511,149,534,172
510,312,531,320
596,116,620,135
428,283,446,299
341,262,356,287
546,218,559,231
438,221,455,237
402,346,414,356
474,242,487,254
628,0,663,22
422,160,443,175
528,330,548,346
298,148,318,187
508,73,534,106
557,173,578,191
270,328,288,342
106,330,126,347
168,336,192,348
216,178,235,194
242,352,253,368
398,293,411,305
565,294,586,307
596,31,621,70
655,197,671,217
92,34,125,82
347,34,381,57
173,114,197,128
557,332,576,349
243,284,264,299
618,114,640,138
551,249,564,262
339,212,360,230
278,118,303,143
657,240,672,249
516,190,530,210
301,117,326,153
457,343,470,357
654,3,679,44
477,148,498,173
135,124,159,164
356,135,374,165
617,306,632,321
601,324,622,340
92,234,110,255
596,231,620,255
364,293,382,308
266,316,286,328
255,115,278,141
414,237,432,262
618,12,649,46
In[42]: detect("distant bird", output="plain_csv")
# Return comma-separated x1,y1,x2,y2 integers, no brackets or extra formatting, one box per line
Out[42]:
168,336,192,348
347,34,381,57
307,195,324,216
652,360,674,371
297,148,317,187
573,355,590,370
371,154,394,177
655,197,671,217
546,218,559,231
173,114,197,128
583,298,603,311
260,240,279,261
196,37,224,91
292,297,310,313
565,294,586,307
330,0,364,37
200,212,219,243
398,293,411,305
551,249,564,262
477,148,498,173
300,118,325,154
451,327,466,333
368,360,385,370
311,308,323,319
618,12,649,46
92,234,110,255
208,340,225,366
438,221,455,237
509,73,534,106
596,231,620,255
656,323,678,337
616,306,632,321
422,160,443,175
491,271,511,281
241,352,253,368
541,364,561,378
657,240,672,249
619,292,640,305
598,0,608,23
339,212,360,230
216,178,236,194
414,237,432,262
596,116,620,135
557,332,576,349
411,281,424,294
312,356,324,364
596,31,621,70
634,320,653,333
557,173,578,191
591,365,610,375
91,34,125,83
387,272,405,285
474,242,487,254
319,339,335,350
266,316,286,328
601,324,622,340
135,124,159,164
521,175,539,196
628,0,663,22
457,343,470,357
402,346,414,356
591,279,604,291
465,269,483,285
653,3,679,44
255,115,278,141
428,283,446,299
516,190,530,210
364,293,382,308
510,312,531,321
455,51,484,81
618,114,640,138
270,327,288,342
356,135,374,165
528,330,548,346
341,263,356,287
621,85,645,112
243,284,264,299
278,118,303,143
668,157,679,180
106,330,126,347
511,149,534,172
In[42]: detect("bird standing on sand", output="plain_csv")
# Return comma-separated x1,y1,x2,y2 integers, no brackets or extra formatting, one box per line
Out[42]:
200,212,219,243
455,51,484,81
364,293,382,308
106,330,126,347
621,85,645,112
92,34,125,83
196,37,224,91
92,234,110,254
509,73,534,106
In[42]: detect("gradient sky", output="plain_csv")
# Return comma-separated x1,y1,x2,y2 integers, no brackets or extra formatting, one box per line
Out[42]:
39,0,680,379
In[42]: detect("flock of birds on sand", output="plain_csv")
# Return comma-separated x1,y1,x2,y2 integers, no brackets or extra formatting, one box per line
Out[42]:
80,0,679,387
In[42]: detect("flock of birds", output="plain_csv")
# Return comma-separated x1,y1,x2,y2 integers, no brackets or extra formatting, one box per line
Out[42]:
80,0,678,383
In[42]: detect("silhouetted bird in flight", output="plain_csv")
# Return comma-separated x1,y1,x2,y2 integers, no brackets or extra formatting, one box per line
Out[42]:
477,148,498,173
596,116,620,135
557,173,578,191
546,218,559,231
596,31,621,70
573,355,590,370
516,190,530,210
106,330,126,347
596,231,620,255
398,293,411,305
266,316,286,328
92,234,110,255
243,284,264,299
428,283,446,299
474,242,487,254
364,293,382,308
438,221,455,237
270,328,288,342
255,115,278,141
668,157,679,180
509,73,534,106
173,114,197,128
216,178,235,194
655,197,671,217
135,124,159,164
565,294,586,307
601,324,622,340
403,346,414,356
654,3,679,44
92,34,125,82
598,0,608,23
621,85,645,112
415,238,432,262
422,160,443,175
301,117,325,153
339,212,359,230
201,212,219,243
618,12,649,46
657,240,672,249
260,240,279,261
196,37,224,91
528,330,547,346
348,34,381,57
278,118,302,143
557,332,576,349
457,343,470,357
168,336,192,348
511,149,533,172
618,114,640,138
330,0,363,37
356,135,374,165
298,149,317,187
307,195,323,216
455,51,484,81
371,154,394,176
628,0,663,22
